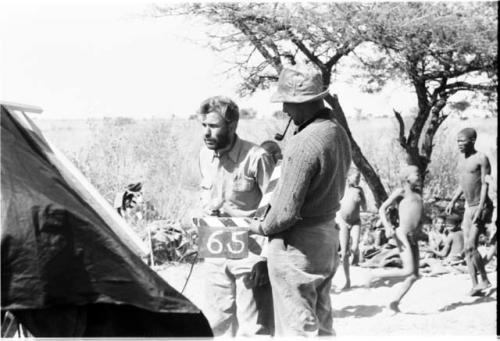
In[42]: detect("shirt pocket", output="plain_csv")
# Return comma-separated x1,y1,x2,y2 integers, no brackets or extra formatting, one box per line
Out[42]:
232,175,255,192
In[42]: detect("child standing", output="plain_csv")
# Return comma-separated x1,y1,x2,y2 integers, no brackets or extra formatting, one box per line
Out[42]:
366,165,424,314
337,169,366,289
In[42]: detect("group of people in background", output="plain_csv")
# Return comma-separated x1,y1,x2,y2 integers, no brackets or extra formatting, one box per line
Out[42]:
338,126,496,315
192,64,496,337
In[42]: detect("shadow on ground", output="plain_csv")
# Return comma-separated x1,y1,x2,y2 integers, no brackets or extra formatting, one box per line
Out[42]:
333,305,383,318
367,277,405,288
438,293,496,312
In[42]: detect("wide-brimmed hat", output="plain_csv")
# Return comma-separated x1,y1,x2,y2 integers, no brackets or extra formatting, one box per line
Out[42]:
271,66,329,103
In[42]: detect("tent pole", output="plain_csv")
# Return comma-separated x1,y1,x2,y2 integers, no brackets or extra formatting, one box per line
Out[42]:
148,225,155,267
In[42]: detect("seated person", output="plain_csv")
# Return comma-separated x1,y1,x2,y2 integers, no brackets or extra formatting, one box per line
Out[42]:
359,228,379,262
426,215,465,265
360,208,401,268
421,215,466,275
422,215,447,259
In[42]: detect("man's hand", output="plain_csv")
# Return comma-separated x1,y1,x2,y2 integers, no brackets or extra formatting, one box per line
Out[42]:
248,219,264,235
246,260,269,288
445,202,454,215
203,208,221,216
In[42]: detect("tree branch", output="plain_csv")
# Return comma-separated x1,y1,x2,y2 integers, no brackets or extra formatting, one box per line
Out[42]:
421,64,492,81
444,81,497,93
393,109,408,150
288,31,326,70
326,41,357,69
421,97,450,174
233,20,282,73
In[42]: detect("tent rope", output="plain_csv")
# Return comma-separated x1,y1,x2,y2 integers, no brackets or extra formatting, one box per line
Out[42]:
181,251,198,294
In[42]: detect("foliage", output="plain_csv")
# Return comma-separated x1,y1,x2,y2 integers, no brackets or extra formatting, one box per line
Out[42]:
351,2,497,178
272,110,287,120
107,116,137,126
448,100,471,112
46,116,497,265
240,107,258,119
153,2,497,206
153,1,389,206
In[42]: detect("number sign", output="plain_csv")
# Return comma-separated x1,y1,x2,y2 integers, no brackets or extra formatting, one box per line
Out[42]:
194,217,250,259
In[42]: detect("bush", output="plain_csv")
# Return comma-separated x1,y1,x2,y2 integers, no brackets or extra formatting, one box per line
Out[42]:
54,116,496,265
240,108,257,119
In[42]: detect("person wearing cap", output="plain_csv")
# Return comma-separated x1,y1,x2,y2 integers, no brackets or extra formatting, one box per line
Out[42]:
114,182,144,220
248,65,351,336
445,127,493,296
364,165,424,315
197,96,275,336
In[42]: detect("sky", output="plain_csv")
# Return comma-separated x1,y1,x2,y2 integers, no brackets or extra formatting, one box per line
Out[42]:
0,0,437,120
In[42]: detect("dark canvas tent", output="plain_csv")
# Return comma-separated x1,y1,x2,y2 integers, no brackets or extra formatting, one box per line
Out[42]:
0,103,212,337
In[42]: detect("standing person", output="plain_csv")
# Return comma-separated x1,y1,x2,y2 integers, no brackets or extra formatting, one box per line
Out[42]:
197,96,275,336
483,173,497,266
365,165,424,314
445,128,493,296
337,169,367,289
249,65,352,336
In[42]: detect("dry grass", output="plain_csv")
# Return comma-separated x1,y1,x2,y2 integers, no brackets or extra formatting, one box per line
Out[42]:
35,115,497,221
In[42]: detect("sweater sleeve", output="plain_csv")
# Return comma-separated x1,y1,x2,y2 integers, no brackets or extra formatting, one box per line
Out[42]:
260,138,318,235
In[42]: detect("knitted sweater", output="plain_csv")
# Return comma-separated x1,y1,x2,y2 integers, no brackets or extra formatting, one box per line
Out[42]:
261,109,352,235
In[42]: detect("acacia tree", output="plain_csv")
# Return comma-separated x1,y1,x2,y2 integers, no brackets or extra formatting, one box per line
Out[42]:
154,2,390,206
356,2,497,179
154,2,497,206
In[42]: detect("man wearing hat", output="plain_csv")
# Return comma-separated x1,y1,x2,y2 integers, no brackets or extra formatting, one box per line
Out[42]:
197,96,275,336
249,65,352,336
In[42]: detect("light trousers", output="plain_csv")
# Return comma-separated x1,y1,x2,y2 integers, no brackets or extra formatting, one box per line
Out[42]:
202,255,272,337
267,218,339,336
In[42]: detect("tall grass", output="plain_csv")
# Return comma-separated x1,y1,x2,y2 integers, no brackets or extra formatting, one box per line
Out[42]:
40,115,497,222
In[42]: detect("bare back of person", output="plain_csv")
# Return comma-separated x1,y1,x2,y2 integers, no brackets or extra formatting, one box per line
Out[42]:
394,190,423,277
339,186,364,225
398,190,424,236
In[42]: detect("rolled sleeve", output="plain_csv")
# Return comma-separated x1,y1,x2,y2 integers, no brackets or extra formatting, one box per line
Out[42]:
254,150,276,194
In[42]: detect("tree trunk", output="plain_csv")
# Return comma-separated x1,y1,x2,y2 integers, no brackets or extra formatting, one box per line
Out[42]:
420,98,449,179
325,93,388,207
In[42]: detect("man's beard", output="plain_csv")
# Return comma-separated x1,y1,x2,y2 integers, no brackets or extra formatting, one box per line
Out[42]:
214,133,231,150
205,132,231,150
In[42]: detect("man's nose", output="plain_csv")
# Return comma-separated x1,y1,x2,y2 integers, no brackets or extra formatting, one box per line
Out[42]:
204,126,211,137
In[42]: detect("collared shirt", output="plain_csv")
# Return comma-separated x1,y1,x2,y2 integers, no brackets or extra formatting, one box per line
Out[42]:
199,135,275,218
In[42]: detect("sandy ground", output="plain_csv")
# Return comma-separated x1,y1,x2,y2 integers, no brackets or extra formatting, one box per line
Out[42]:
158,261,497,337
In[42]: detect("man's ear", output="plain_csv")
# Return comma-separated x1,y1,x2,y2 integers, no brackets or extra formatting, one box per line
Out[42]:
228,120,238,135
